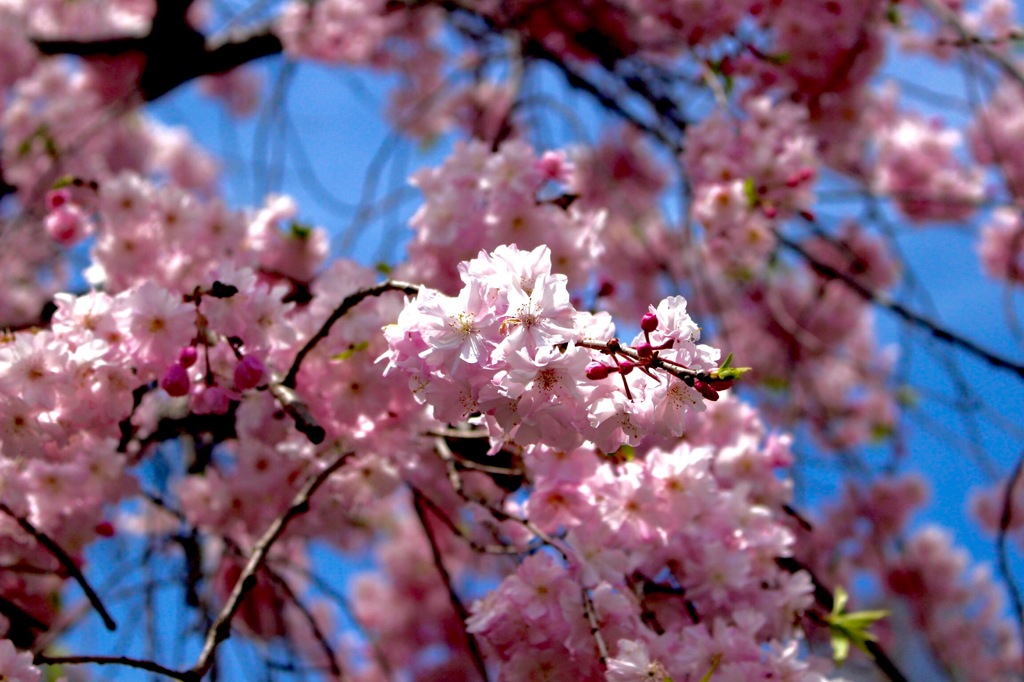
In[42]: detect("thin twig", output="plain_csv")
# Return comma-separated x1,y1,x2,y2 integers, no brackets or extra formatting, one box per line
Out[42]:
259,563,345,680
34,654,190,680
412,491,490,682
408,486,522,555
917,0,1024,91
189,451,353,680
778,231,1024,381
431,440,611,671
996,450,1024,661
580,587,609,667
281,280,420,389
0,504,116,631
269,559,396,679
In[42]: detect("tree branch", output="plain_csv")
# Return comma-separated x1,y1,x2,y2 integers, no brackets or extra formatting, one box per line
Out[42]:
34,654,191,681
0,504,116,632
996,449,1024,661
281,280,420,389
777,230,1024,382
188,450,353,680
411,491,490,682
34,9,282,103
776,556,909,682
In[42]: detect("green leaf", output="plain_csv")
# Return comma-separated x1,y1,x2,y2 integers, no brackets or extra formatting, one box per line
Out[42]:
832,586,849,614
719,352,733,370
52,175,75,189
608,443,635,462
870,423,895,442
711,366,751,381
742,177,758,208
831,630,851,665
375,262,392,275
896,385,918,407
699,653,722,682
331,340,370,361
289,222,313,239
825,587,888,667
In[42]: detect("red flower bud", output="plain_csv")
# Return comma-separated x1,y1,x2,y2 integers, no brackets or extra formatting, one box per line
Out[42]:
635,341,653,359
160,363,191,397
46,188,71,210
585,362,613,380
179,346,198,368
234,354,267,391
708,379,734,391
693,380,720,401
640,312,658,333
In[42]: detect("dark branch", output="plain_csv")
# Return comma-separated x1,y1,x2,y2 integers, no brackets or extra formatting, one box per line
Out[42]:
33,7,282,103
281,280,420,389
778,230,1024,382
996,450,1024,661
189,451,353,680
412,491,490,682
34,654,190,681
0,504,117,632
776,556,909,682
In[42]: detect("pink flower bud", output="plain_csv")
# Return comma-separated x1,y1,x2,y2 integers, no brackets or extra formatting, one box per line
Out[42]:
640,312,658,333
618,361,635,375
194,386,231,415
784,167,815,187
538,150,567,181
45,205,84,246
160,363,191,397
179,346,198,368
585,362,613,380
234,354,266,391
708,379,734,391
635,341,653,359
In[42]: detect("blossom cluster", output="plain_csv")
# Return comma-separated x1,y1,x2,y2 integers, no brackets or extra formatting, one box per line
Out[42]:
401,140,605,293
683,97,818,273
384,244,722,454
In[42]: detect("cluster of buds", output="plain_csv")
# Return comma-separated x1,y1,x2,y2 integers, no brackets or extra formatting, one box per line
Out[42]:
582,310,746,401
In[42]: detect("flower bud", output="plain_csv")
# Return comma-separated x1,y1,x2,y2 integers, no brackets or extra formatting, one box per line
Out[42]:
46,188,71,210
160,363,191,397
45,205,84,246
194,386,231,415
538,150,567,181
585,362,613,380
708,379,734,391
234,354,267,391
640,312,658,333
179,346,198,368
693,380,720,401
635,341,653,359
